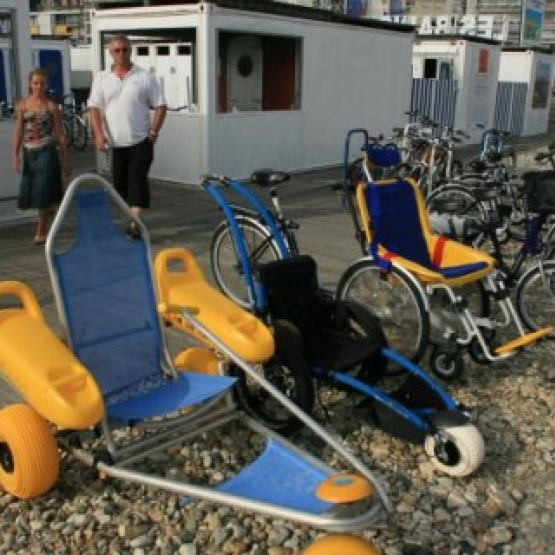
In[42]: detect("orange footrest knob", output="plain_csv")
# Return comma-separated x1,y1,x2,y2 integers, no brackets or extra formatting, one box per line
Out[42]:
316,473,374,504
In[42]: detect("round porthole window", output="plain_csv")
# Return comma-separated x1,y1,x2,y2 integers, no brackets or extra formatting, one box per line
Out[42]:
237,55,253,78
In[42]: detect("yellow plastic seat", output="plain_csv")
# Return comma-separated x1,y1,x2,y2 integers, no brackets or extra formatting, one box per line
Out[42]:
0,281,103,430
355,178,495,287
154,247,274,364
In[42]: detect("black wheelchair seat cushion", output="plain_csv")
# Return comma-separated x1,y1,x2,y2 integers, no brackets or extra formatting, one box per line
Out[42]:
257,255,387,374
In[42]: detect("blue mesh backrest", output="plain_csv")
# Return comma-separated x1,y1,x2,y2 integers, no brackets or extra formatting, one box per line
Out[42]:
53,189,164,397
365,180,431,268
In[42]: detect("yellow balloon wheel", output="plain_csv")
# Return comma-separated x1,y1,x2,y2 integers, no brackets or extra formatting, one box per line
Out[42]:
0,404,59,499
303,534,381,555
173,346,220,375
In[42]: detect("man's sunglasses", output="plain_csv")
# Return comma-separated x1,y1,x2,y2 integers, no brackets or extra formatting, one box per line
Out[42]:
112,48,129,53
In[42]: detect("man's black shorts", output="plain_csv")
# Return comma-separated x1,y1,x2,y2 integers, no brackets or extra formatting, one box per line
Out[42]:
111,137,154,208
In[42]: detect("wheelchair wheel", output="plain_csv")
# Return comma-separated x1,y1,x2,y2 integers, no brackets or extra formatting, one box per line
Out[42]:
0,404,59,499
424,424,485,477
338,299,398,378
429,344,464,381
514,260,555,339
210,216,281,309
231,320,314,435
336,259,429,369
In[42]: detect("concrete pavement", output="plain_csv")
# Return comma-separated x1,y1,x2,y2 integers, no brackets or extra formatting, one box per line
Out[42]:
1,130,552,318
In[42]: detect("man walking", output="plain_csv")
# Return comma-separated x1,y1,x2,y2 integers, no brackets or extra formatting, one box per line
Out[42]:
88,34,167,237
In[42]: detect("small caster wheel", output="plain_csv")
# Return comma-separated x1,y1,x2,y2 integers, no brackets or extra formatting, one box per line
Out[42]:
430,344,464,381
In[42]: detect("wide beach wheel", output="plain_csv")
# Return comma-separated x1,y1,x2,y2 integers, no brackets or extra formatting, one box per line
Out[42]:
0,404,60,498
303,534,382,554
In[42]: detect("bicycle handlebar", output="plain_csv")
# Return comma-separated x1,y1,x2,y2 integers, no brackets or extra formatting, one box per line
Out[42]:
201,173,230,185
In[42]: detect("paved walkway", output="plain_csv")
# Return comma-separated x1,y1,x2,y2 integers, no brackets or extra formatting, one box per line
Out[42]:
0,131,552,317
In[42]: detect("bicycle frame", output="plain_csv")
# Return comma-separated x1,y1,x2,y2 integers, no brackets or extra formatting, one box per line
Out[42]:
203,177,291,312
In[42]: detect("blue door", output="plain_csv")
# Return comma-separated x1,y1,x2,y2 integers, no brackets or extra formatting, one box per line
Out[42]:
39,49,64,100
0,52,7,103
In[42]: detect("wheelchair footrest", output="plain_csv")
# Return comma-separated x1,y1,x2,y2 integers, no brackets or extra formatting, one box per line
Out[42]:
495,327,554,355
218,438,372,514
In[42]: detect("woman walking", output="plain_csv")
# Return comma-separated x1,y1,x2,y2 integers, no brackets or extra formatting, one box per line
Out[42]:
11,68,70,244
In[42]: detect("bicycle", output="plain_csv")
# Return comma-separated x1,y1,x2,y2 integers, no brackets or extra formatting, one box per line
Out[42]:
47,91,89,151
206,170,298,310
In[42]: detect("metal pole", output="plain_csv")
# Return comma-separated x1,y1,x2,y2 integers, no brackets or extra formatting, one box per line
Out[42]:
520,0,525,46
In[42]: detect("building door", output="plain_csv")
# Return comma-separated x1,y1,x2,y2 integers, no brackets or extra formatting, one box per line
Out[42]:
38,49,64,99
227,36,262,112
0,51,6,104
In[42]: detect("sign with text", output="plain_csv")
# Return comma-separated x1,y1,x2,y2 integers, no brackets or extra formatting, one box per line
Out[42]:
381,14,509,42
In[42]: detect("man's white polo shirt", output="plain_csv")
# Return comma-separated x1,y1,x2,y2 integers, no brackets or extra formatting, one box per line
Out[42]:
88,64,166,148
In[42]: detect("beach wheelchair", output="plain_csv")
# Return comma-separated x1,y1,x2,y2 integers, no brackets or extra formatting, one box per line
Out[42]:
161,172,487,478
0,173,390,552
337,129,552,380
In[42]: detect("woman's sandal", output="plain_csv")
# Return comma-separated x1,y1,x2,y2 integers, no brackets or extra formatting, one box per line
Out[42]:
33,236,46,245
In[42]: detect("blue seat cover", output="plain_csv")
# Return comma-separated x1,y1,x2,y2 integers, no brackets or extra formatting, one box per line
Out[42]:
219,438,333,514
365,181,487,278
53,189,235,423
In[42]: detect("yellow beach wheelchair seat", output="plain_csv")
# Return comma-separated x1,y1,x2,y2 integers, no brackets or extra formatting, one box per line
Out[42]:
347,175,552,379
8,172,391,542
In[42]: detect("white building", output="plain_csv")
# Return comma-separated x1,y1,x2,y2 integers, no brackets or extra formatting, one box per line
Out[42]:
499,46,554,136
412,35,502,142
92,0,416,184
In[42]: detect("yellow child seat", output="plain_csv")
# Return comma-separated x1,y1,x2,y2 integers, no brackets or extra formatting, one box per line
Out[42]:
352,175,552,374
355,177,495,287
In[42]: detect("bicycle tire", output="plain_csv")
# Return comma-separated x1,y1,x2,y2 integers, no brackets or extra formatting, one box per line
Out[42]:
425,184,486,245
231,319,315,435
71,115,88,151
62,118,73,147
426,183,486,220
210,215,281,309
540,220,555,260
514,260,555,339
336,258,429,367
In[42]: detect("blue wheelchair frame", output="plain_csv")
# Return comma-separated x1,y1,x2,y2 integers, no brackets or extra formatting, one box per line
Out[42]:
203,175,469,446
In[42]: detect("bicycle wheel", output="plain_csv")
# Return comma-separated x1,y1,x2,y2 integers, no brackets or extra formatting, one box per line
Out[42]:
231,320,315,435
62,118,73,147
336,259,429,366
210,215,281,309
425,184,486,245
541,220,555,260
71,115,88,151
514,260,555,339
426,184,486,221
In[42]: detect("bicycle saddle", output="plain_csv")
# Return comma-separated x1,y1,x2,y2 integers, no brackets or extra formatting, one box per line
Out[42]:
250,169,290,187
